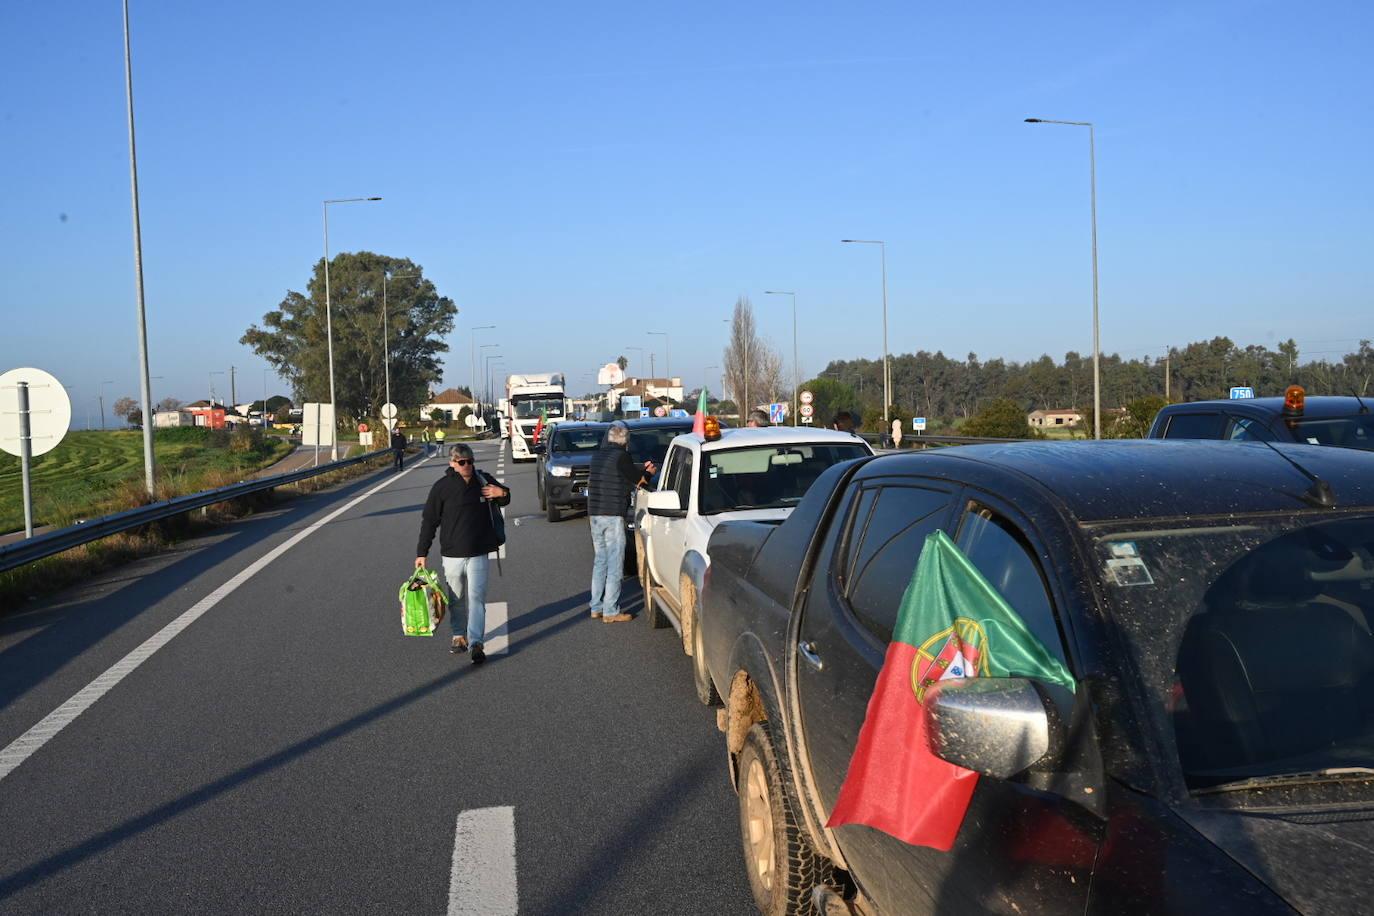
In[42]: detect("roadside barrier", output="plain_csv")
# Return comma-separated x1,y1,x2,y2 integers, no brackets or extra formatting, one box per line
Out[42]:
0,448,392,575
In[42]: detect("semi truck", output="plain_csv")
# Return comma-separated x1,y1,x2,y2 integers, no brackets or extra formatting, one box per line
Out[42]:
505,373,567,461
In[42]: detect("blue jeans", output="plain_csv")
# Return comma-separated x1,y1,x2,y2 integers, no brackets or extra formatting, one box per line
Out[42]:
442,555,490,644
589,516,626,616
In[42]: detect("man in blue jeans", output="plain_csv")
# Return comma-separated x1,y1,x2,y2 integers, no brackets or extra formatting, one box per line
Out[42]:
416,444,510,662
585,422,656,622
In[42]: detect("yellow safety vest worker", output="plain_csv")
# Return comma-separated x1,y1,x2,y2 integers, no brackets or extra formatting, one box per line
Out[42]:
434,428,447,444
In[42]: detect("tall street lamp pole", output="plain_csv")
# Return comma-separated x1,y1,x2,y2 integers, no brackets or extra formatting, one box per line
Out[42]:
382,271,419,423
323,196,382,459
122,0,156,494
841,240,890,426
99,380,115,430
483,350,502,406
1025,117,1101,439
480,344,500,408
470,325,495,415
648,331,670,400
765,290,799,425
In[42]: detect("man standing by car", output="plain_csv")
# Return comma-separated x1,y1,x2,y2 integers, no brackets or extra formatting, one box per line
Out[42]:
586,422,656,623
416,444,511,663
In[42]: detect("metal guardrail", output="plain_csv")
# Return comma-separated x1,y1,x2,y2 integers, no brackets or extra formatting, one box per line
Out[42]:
0,447,393,575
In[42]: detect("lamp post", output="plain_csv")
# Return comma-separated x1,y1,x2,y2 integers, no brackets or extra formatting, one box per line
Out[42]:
648,331,670,404
484,354,503,417
765,290,799,425
99,380,115,430
841,239,890,426
480,345,500,406
488,361,505,416
323,195,382,458
382,271,419,425
122,0,156,494
470,325,495,415
1025,117,1101,439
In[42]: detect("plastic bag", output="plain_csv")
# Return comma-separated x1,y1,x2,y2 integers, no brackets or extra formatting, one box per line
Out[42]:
399,567,448,636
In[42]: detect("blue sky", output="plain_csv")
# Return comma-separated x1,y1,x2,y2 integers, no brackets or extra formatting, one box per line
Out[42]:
2,0,1371,424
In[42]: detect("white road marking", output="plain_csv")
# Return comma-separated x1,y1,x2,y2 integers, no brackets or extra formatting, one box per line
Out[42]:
482,601,510,656
448,806,518,916
0,457,434,784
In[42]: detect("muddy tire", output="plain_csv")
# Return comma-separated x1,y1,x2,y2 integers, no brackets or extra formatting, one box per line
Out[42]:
737,723,830,916
690,588,721,707
642,546,668,629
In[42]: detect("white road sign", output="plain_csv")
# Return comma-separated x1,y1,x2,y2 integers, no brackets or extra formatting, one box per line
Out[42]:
0,367,71,458
912,417,927,432
381,402,398,419
800,403,814,418
799,390,814,405
302,403,335,447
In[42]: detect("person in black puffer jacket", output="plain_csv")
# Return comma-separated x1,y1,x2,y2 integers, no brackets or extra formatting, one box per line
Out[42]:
416,444,511,662
585,422,656,622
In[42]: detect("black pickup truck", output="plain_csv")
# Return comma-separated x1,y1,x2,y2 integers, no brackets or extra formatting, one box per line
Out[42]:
701,439,1374,915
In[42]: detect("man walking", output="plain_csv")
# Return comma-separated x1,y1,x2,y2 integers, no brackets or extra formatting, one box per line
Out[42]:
586,421,655,623
416,444,511,663
390,427,407,470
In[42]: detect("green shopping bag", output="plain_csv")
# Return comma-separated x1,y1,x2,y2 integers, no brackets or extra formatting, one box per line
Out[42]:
399,567,448,637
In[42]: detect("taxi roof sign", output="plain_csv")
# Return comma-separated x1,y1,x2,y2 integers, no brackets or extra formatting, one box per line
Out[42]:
1229,386,1255,399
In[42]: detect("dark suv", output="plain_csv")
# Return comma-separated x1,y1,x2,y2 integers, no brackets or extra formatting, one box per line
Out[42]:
1149,388,1374,451
536,422,608,521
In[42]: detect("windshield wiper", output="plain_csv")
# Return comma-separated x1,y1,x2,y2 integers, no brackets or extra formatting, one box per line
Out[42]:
1195,766,1374,795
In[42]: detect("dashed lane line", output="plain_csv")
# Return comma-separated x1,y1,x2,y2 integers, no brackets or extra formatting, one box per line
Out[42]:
0,457,434,784
447,806,518,916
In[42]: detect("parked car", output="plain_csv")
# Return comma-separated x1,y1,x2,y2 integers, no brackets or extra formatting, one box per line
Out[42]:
621,417,697,572
637,425,872,701
701,439,1374,915
1149,386,1373,451
535,421,608,522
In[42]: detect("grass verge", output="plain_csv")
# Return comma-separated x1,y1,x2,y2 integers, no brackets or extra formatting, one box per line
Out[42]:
0,448,398,612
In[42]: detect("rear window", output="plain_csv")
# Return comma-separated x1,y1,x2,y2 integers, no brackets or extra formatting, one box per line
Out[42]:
552,427,604,452
1289,415,1374,451
699,444,871,515
1164,412,1225,439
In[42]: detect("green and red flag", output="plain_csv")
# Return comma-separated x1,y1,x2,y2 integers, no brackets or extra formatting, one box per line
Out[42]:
827,529,1075,850
532,407,547,444
692,388,709,436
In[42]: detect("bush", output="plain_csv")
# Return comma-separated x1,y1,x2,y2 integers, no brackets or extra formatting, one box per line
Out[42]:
153,426,211,445
229,425,265,454
963,399,1039,439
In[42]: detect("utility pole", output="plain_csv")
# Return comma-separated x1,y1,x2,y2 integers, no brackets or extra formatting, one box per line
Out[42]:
649,353,656,378
1164,350,1171,401
230,365,236,411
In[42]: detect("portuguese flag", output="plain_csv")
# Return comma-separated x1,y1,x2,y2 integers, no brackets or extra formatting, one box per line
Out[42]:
826,529,1075,850
532,407,547,444
692,387,709,436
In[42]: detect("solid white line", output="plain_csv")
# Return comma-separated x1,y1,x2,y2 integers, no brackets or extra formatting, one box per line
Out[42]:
448,806,518,916
483,601,510,656
0,457,433,784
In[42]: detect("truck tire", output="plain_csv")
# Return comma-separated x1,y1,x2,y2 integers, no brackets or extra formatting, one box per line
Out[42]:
738,723,831,916
689,589,721,707
546,500,560,522
641,547,667,629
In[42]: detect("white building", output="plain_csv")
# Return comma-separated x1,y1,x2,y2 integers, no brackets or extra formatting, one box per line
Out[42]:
153,410,195,428
422,388,476,423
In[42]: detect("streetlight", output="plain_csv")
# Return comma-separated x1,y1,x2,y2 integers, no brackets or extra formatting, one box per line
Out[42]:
99,380,115,430
1025,117,1101,439
382,271,420,423
704,366,719,406
323,195,383,459
470,325,495,413
648,331,670,400
481,346,501,405
765,290,799,425
841,239,891,426
624,346,644,379
487,360,505,415
122,0,155,494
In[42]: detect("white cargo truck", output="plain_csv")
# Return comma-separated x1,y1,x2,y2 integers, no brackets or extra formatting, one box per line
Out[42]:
505,373,567,461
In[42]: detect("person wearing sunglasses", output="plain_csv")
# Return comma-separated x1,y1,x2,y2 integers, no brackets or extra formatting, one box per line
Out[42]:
416,444,511,663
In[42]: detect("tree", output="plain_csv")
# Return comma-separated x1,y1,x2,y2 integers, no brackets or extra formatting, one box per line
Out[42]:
156,397,182,412
799,377,859,429
616,355,628,372
962,399,1034,439
1113,395,1170,438
241,253,457,421
722,296,784,411
429,408,445,423
113,397,140,426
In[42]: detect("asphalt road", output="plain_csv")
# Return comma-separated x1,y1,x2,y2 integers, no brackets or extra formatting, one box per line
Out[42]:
0,440,754,915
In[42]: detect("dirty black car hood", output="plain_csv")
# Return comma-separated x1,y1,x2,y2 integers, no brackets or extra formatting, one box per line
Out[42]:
1182,804,1374,913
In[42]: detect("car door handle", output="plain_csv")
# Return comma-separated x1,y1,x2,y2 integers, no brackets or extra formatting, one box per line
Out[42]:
798,640,824,671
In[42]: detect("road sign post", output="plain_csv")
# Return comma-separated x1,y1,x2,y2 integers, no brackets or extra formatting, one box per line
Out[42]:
1,367,73,539
769,402,786,425
18,383,33,537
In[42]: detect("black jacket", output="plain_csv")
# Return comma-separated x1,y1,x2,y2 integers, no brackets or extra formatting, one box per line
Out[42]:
390,431,406,450
586,441,644,517
417,468,511,559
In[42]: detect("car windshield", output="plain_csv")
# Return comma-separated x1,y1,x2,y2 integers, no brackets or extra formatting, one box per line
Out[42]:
628,427,691,465
1288,415,1374,451
1093,513,1374,793
698,444,871,514
552,427,604,452
513,397,564,419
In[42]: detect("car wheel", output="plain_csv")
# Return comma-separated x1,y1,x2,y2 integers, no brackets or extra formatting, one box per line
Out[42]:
546,500,560,522
690,589,721,707
642,545,667,629
738,723,830,916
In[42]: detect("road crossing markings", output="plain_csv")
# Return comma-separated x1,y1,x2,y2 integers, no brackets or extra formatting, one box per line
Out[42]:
448,806,518,916
0,456,436,784
482,601,510,656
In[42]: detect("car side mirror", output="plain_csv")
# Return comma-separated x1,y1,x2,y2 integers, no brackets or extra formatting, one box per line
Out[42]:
924,678,1060,779
645,490,685,517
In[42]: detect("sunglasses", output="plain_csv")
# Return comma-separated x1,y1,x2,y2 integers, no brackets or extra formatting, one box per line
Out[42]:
451,458,473,467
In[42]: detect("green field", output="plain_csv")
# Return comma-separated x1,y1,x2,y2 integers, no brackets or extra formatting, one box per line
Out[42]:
0,428,294,533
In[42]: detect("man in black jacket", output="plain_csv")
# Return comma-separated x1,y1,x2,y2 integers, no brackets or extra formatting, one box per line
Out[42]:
390,428,407,470
585,422,656,623
416,444,511,662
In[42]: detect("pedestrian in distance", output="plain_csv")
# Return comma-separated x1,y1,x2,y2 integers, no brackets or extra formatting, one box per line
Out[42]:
390,428,407,470
746,408,770,428
831,411,856,433
586,421,656,623
416,444,511,663
421,427,431,457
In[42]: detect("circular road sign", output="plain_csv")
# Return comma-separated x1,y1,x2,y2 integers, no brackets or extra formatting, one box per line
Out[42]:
800,390,814,405
800,403,814,418
0,367,72,458
358,422,369,433
380,402,398,420
464,413,480,429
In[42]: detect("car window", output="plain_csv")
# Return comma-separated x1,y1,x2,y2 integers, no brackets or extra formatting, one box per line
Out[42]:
661,445,687,494
842,486,953,643
955,507,1068,667
1289,415,1374,451
1226,417,1275,442
1163,412,1225,439
697,443,871,514
839,488,878,588
552,427,605,452
674,450,694,508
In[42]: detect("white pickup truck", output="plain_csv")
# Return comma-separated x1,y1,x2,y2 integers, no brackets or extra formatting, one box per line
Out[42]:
634,426,873,702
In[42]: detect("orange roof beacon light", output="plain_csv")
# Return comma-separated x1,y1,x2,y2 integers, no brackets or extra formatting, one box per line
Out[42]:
1283,385,1306,416
702,416,722,441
